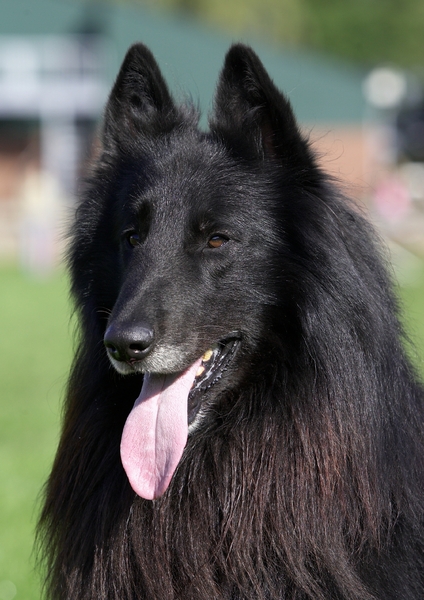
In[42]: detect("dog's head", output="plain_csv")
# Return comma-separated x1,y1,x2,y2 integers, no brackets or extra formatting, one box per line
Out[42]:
76,44,319,499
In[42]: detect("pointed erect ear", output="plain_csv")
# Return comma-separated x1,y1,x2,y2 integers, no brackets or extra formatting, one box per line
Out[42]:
103,44,178,147
211,44,314,167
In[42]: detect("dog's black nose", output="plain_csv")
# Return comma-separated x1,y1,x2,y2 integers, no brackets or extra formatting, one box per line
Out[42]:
104,324,154,362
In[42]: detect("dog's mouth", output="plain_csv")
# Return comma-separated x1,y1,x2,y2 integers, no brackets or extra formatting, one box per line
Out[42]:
188,333,241,425
120,332,241,501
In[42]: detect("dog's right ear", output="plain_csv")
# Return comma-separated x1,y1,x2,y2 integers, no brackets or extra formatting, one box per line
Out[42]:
102,44,178,148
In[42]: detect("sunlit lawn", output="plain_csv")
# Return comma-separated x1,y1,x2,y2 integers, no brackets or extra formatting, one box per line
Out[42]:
0,255,423,600
0,268,72,600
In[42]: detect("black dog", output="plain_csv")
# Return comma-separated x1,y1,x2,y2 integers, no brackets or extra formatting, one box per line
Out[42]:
39,43,424,599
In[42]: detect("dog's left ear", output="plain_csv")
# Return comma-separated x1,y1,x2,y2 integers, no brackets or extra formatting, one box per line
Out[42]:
211,44,314,167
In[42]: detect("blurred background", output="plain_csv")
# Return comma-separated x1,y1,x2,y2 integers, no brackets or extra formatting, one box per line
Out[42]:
0,1,423,598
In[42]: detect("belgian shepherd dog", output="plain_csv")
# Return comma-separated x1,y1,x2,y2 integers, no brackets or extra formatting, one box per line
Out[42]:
39,43,424,599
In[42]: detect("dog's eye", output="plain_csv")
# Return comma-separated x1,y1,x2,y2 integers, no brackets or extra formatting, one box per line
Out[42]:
208,235,228,249
126,232,141,248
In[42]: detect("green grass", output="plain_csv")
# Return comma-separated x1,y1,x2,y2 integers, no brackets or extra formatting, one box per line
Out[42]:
0,268,72,600
0,258,423,600
392,249,424,371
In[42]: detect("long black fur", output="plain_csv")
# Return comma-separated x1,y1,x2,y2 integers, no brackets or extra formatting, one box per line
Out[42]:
38,43,424,599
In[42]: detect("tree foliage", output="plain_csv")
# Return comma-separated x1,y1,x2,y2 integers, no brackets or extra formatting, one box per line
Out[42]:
302,0,424,67
120,0,424,67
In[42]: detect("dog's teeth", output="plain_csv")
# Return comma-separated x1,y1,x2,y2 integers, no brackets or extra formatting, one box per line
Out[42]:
202,349,213,363
196,365,205,377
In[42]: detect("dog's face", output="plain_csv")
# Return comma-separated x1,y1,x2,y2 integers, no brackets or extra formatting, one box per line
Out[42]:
102,130,280,482
104,133,274,382
77,44,315,499
101,134,278,499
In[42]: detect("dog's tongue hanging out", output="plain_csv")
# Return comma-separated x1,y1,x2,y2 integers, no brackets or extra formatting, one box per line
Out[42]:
120,359,202,499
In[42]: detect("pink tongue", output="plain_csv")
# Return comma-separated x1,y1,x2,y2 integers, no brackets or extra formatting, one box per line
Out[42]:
120,359,202,500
